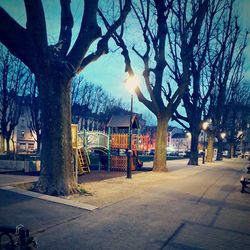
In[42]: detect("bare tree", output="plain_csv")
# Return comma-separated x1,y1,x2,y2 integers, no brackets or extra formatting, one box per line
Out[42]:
0,46,29,153
172,0,241,165
99,0,209,171
223,83,250,158
26,77,41,153
205,22,248,162
0,0,131,195
71,77,125,130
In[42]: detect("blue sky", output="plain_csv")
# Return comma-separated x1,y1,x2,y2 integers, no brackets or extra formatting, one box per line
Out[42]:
0,0,250,125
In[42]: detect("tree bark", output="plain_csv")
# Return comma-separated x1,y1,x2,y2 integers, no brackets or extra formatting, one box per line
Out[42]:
6,137,10,153
0,136,4,152
34,74,78,196
153,116,167,172
228,143,235,158
206,133,214,162
216,137,223,161
188,129,200,166
36,134,41,154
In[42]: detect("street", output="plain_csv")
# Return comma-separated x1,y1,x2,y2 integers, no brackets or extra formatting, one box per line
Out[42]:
0,158,250,250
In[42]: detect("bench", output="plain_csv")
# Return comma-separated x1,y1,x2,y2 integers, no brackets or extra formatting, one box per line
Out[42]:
0,224,37,249
240,177,250,193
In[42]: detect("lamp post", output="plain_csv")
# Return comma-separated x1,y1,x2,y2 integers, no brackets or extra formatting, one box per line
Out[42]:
125,75,139,179
202,121,209,164
237,130,244,157
186,132,191,152
220,132,226,159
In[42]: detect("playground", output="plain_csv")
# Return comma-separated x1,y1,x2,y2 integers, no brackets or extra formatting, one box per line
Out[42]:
71,114,151,177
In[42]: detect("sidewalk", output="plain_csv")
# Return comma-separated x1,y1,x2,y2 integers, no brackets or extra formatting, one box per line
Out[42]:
0,173,38,187
0,158,248,209
68,158,250,208
0,158,249,249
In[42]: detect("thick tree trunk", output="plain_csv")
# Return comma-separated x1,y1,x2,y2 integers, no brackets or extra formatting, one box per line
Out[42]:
36,132,41,154
216,138,223,161
0,136,4,152
206,133,214,162
228,143,234,158
36,140,40,154
6,137,10,153
188,130,199,165
153,116,167,172
34,74,78,196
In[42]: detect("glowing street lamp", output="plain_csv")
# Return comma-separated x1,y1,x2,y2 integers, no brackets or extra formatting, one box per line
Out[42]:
237,130,243,139
124,75,139,179
202,121,209,130
186,132,191,151
202,120,211,164
220,132,226,140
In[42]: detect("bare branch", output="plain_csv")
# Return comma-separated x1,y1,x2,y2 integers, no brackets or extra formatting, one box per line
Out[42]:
77,0,131,72
56,0,74,57
0,7,38,72
24,0,48,60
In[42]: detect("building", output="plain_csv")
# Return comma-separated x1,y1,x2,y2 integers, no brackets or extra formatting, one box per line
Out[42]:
171,132,191,152
0,104,37,153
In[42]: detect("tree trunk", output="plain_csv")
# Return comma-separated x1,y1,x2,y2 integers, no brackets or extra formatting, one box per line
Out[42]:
153,116,167,171
6,137,10,153
0,135,4,152
206,133,214,162
36,132,41,154
188,130,199,165
228,143,235,158
34,74,78,196
216,137,223,161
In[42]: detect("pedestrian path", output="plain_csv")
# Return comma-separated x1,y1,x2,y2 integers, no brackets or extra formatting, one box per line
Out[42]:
0,174,38,187
0,158,249,249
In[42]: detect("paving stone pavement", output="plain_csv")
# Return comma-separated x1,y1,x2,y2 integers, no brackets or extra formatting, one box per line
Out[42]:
0,158,249,249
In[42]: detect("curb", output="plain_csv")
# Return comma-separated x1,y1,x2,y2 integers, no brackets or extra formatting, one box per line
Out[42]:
0,180,37,187
0,186,98,211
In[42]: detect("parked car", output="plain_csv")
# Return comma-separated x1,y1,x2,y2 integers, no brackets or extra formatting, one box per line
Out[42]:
149,149,155,155
177,151,186,157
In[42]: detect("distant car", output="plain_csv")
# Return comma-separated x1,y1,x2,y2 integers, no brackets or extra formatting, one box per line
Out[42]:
149,149,155,155
222,150,228,157
167,151,178,157
177,151,186,157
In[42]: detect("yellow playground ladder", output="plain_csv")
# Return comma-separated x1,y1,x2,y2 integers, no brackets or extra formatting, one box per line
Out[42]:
77,147,90,175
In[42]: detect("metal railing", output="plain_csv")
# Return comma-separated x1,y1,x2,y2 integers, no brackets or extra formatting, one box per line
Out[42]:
78,131,109,151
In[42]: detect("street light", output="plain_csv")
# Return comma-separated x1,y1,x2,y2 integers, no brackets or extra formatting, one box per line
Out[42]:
202,121,210,164
220,132,226,140
186,132,191,151
124,75,139,179
237,130,243,139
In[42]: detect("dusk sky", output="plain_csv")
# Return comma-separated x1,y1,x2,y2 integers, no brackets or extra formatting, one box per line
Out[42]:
0,0,250,125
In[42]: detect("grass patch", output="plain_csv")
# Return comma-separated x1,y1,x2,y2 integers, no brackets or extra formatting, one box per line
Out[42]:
78,185,93,196
13,182,36,191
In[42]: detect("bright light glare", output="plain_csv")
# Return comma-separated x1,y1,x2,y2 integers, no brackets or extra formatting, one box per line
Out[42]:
125,75,140,94
220,132,226,139
202,121,209,130
237,130,243,137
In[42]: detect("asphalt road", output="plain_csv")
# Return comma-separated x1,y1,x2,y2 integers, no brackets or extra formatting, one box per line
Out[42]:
0,158,250,250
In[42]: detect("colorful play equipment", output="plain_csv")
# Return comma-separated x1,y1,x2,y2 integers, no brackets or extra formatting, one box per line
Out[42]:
71,115,150,175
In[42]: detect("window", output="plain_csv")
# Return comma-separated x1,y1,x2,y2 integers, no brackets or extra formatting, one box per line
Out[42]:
19,143,26,151
28,143,34,151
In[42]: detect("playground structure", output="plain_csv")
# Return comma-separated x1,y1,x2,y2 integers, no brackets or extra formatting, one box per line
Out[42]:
71,124,150,175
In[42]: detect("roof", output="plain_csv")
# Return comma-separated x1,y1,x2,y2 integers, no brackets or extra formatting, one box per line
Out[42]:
107,114,139,129
172,133,186,139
